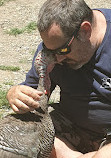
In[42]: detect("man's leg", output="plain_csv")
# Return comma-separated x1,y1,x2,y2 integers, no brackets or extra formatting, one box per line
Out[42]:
78,151,96,158
92,143,111,158
49,104,84,158
49,104,101,158
50,137,83,158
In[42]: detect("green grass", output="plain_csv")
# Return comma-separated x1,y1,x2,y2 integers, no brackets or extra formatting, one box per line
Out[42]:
48,100,54,104
3,81,14,86
0,90,9,109
19,58,27,64
0,0,15,6
24,22,37,33
7,21,37,36
0,89,11,118
29,49,36,55
0,65,20,71
7,28,24,36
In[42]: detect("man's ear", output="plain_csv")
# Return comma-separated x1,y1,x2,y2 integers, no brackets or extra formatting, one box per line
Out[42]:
77,21,92,42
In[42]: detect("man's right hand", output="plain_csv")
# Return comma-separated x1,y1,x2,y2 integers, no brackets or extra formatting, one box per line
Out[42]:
7,85,43,114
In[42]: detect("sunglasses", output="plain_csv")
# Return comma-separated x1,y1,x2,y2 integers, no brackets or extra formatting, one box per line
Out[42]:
42,33,75,55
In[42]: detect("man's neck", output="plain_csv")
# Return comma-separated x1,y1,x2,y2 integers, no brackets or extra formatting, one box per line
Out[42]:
91,10,107,50
79,11,107,65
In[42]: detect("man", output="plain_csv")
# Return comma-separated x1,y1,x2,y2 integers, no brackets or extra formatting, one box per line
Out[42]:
7,0,111,157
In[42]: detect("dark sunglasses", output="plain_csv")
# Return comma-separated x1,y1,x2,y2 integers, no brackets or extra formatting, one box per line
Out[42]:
42,33,75,55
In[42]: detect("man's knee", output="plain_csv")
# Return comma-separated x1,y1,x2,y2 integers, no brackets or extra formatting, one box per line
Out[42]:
77,152,96,158
93,143,111,158
49,137,83,158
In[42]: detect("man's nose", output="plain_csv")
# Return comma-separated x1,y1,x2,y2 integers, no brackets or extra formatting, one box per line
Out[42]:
55,54,66,63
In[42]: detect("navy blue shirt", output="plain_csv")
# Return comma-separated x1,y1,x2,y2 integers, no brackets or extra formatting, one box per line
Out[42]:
22,9,111,134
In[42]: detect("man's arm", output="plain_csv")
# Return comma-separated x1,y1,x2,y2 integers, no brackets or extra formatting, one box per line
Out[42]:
7,43,44,113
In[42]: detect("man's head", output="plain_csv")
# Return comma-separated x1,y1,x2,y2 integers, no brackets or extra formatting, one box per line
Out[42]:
37,0,99,69
37,0,93,39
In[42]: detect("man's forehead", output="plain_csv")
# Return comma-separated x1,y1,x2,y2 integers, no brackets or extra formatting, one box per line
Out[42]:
40,23,67,49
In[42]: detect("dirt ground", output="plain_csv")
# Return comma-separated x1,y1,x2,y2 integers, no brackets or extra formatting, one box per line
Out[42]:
0,0,45,90
0,0,111,102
